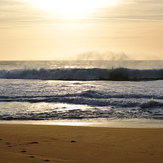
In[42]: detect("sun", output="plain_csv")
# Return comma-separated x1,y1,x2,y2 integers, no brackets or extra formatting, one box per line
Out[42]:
27,0,120,17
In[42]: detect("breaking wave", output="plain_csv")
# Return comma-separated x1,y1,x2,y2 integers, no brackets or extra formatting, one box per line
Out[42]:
0,68,163,81
0,98,163,120
0,89,163,108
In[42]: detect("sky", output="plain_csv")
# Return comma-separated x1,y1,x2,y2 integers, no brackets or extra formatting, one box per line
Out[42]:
0,0,163,60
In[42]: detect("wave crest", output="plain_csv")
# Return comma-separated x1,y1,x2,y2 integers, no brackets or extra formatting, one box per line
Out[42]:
0,68,163,81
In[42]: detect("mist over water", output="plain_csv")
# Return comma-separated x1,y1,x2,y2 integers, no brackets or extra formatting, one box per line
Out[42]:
74,51,130,61
71,51,163,61
0,60,163,81
1,60,163,70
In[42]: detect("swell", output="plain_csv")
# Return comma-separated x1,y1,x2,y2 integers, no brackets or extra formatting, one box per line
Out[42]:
0,68,163,81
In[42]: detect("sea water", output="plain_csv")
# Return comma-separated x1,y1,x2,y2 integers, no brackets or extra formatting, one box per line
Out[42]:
0,60,163,128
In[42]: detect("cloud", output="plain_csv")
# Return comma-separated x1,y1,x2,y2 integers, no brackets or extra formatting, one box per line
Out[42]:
134,0,163,3
92,0,163,21
1,0,163,28
122,0,163,4
0,0,50,27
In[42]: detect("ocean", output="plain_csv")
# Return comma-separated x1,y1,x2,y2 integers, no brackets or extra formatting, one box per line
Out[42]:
0,60,163,128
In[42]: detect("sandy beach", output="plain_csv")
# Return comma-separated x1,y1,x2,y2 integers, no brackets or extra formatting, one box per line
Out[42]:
0,124,163,163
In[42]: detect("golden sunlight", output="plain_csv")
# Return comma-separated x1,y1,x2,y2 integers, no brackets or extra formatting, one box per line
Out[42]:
27,0,120,16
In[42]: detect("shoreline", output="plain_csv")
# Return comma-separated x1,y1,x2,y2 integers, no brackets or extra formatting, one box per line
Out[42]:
0,118,163,128
0,124,163,163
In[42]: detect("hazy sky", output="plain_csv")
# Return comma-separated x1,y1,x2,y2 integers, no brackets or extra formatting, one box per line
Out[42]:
0,0,163,60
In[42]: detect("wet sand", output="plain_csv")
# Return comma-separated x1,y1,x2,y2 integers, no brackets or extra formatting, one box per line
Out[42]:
0,124,163,163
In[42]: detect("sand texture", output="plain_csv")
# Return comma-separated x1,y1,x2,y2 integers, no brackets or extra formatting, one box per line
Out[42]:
0,124,163,163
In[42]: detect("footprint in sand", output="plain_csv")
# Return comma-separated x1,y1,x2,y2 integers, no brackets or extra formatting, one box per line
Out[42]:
27,142,39,144
5,142,11,145
5,142,12,147
71,140,76,143
29,156,35,158
21,150,27,153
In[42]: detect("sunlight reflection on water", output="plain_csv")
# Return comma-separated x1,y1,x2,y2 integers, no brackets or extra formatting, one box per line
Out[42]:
0,119,163,128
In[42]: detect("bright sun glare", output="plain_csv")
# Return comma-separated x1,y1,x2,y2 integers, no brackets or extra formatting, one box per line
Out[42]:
28,0,120,16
